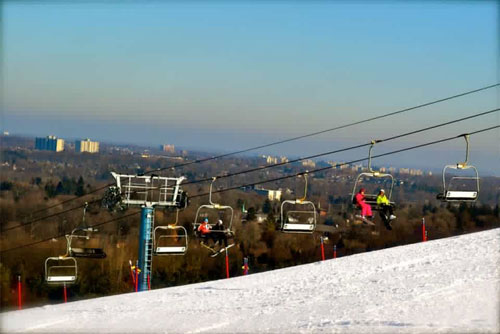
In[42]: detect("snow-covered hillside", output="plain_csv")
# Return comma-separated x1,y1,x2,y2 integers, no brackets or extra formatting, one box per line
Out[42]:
2,229,499,333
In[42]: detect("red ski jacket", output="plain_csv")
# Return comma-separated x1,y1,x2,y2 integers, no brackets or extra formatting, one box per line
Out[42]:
198,223,211,234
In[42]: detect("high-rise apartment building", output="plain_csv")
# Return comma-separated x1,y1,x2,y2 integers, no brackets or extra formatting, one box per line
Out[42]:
35,135,65,152
161,144,175,153
75,139,99,153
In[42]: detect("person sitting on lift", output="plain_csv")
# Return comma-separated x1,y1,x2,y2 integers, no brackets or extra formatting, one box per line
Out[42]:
376,189,396,230
198,218,227,248
198,218,214,244
355,188,373,220
212,219,228,248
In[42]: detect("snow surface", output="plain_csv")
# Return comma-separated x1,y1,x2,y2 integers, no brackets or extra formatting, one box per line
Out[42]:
2,228,499,334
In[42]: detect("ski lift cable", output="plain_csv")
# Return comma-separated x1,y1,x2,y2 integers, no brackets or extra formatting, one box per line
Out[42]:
17,84,499,220
188,125,500,199
0,210,141,255
182,108,499,186
1,125,498,255
2,198,102,233
144,83,499,176
22,184,114,219
4,108,498,234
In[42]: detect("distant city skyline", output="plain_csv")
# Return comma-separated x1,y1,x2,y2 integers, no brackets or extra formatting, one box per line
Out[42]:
1,1,499,174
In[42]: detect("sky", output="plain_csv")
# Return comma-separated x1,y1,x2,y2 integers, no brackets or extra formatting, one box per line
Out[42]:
1,1,499,174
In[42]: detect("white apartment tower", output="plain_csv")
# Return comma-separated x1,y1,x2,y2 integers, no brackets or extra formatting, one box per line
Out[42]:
75,139,99,153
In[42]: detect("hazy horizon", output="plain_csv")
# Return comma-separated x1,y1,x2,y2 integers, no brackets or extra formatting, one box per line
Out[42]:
3,112,500,177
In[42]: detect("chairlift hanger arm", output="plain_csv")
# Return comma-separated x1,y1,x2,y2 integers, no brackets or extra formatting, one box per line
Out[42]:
457,134,470,168
297,173,309,202
208,177,217,206
367,139,382,173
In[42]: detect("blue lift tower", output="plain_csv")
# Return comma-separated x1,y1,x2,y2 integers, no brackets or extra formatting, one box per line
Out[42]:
110,172,186,291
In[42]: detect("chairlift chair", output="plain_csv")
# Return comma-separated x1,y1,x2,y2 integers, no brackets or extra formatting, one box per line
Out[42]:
350,141,395,209
350,141,395,228
45,256,77,285
437,135,479,202
67,228,107,258
45,230,79,284
193,178,234,236
67,203,106,259
153,209,188,255
280,173,317,233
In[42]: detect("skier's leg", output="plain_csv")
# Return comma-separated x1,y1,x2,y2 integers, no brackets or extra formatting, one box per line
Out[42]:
361,203,367,217
362,203,373,218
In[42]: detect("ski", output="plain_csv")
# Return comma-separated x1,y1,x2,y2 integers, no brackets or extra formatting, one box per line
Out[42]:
210,244,235,257
200,242,217,253
355,215,375,226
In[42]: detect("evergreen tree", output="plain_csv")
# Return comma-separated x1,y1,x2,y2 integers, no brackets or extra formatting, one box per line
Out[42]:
75,176,85,196
262,199,272,214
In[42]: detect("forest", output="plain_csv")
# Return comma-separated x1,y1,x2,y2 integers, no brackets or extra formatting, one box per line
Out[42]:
1,138,499,310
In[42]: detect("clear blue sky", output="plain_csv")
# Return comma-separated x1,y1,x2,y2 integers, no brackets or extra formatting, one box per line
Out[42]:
1,1,499,174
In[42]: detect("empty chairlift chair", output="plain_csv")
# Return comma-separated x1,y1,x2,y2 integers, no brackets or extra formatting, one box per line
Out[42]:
45,233,78,285
68,228,107,259
154,209,188,255
280,173,317,233
45,256,77,285
437,134,479,202
67,203,106,259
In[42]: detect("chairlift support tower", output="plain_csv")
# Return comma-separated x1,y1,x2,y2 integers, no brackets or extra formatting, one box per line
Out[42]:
111,172,186,291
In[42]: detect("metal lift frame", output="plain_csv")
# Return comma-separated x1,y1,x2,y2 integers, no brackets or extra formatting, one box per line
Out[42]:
111,172,186,207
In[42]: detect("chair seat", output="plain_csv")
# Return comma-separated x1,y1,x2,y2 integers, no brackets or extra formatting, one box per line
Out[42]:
437,191,478,201
70,248,107,259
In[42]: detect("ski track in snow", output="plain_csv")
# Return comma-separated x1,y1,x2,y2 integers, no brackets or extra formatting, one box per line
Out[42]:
1,228,499,334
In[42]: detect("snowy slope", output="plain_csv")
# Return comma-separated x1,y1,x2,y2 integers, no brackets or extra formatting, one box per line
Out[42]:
2,228,499,334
